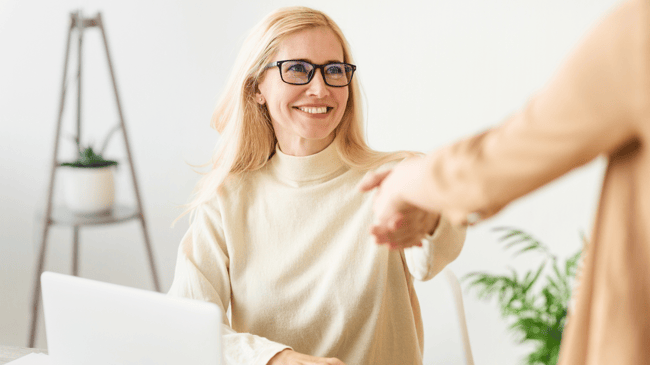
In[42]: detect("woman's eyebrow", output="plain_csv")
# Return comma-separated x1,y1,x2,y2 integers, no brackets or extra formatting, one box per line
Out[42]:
294,58,344,64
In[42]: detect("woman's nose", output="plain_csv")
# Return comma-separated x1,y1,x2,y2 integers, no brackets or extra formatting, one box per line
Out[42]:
306,69,330,97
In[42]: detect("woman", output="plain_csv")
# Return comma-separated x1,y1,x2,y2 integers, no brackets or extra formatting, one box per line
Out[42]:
361,0,650,364
168,6,466,365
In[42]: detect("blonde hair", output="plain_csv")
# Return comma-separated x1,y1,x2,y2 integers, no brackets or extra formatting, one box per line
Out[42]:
178,6,415,223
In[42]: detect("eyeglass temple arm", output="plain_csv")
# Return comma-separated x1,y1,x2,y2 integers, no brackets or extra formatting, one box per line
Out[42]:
264,61,281,70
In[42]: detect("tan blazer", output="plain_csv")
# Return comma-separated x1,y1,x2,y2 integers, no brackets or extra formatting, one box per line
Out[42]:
417,0,650,363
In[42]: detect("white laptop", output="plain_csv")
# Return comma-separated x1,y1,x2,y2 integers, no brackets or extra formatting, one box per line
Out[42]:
40,271,222,365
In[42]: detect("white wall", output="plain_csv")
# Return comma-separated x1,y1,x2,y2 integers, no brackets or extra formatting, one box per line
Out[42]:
0,0,619,363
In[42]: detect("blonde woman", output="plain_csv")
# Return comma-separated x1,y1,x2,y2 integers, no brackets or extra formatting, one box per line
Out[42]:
168,7,466,365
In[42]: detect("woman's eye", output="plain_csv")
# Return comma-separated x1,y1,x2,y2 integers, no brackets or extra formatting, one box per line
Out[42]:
326,65,344,75
287,63,308,73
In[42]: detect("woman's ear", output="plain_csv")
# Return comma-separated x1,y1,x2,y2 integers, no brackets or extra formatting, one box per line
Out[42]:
255,92,266,105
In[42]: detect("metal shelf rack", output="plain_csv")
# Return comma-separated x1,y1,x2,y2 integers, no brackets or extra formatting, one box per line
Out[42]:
28,10,161,347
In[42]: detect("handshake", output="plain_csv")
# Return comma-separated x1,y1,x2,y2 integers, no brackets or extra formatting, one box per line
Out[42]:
358,157,444,250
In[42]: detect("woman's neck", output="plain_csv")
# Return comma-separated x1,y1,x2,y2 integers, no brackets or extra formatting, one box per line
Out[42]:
276,134,335,156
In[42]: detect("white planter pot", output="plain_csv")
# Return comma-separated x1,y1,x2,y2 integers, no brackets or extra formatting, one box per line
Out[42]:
61,165,116,214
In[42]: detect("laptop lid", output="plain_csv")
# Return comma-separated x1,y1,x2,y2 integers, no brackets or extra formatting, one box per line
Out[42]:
41,271,222,365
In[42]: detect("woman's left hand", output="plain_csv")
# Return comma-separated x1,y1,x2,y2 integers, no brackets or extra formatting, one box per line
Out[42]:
358,158,440,249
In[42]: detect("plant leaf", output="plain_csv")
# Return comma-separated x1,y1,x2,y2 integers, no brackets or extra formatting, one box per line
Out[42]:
524,261,547,293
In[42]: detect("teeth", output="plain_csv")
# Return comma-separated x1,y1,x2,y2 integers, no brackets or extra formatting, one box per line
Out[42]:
298,106,328,114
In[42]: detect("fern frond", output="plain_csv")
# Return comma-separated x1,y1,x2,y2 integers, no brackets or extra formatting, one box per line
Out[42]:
493,227,554,259
465,227,584,365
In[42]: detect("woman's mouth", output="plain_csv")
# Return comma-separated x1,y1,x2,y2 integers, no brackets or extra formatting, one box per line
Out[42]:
294,106,332,114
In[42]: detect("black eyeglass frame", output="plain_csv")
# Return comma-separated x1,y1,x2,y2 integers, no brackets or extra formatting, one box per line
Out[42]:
263,60,357,87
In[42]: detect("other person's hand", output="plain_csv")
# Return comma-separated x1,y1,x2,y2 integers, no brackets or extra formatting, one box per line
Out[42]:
267,349,347,365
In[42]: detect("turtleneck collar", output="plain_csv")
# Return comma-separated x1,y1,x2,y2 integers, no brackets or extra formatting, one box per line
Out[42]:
269,141,347,184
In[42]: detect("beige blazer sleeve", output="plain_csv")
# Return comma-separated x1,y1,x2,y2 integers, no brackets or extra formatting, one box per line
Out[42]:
409,0,647,225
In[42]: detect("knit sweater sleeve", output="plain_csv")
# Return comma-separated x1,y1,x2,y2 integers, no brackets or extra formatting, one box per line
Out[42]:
168,203,291,365
403,214,467,281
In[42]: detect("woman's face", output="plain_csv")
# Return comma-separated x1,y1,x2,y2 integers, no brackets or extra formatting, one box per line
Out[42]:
256,26,349,156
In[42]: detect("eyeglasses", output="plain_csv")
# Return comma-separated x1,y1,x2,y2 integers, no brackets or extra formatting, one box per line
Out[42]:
264,60,356,87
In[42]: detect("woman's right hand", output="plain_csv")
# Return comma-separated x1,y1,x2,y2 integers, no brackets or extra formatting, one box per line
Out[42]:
267,349,347,365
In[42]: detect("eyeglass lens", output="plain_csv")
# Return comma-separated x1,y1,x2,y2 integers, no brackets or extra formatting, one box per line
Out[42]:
281,61,353,86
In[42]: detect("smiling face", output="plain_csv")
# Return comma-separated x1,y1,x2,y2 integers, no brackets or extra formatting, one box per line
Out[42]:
256,26,349,156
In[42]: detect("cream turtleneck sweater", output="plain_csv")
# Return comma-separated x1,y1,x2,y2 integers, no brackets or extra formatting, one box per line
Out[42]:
168,143,466,365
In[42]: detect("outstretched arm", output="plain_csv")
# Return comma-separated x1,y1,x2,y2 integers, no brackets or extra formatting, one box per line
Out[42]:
361,0,645,228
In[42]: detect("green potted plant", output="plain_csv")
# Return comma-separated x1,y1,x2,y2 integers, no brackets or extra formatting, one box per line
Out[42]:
60,125,120,214
463,227,585,365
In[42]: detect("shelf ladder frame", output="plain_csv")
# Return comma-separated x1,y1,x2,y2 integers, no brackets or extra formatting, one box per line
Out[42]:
28,10,161,348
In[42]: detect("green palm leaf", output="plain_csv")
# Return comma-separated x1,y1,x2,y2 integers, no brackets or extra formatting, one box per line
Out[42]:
463,228,585,365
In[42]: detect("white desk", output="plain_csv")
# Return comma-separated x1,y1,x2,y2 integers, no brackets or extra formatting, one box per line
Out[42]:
0,346,47,365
